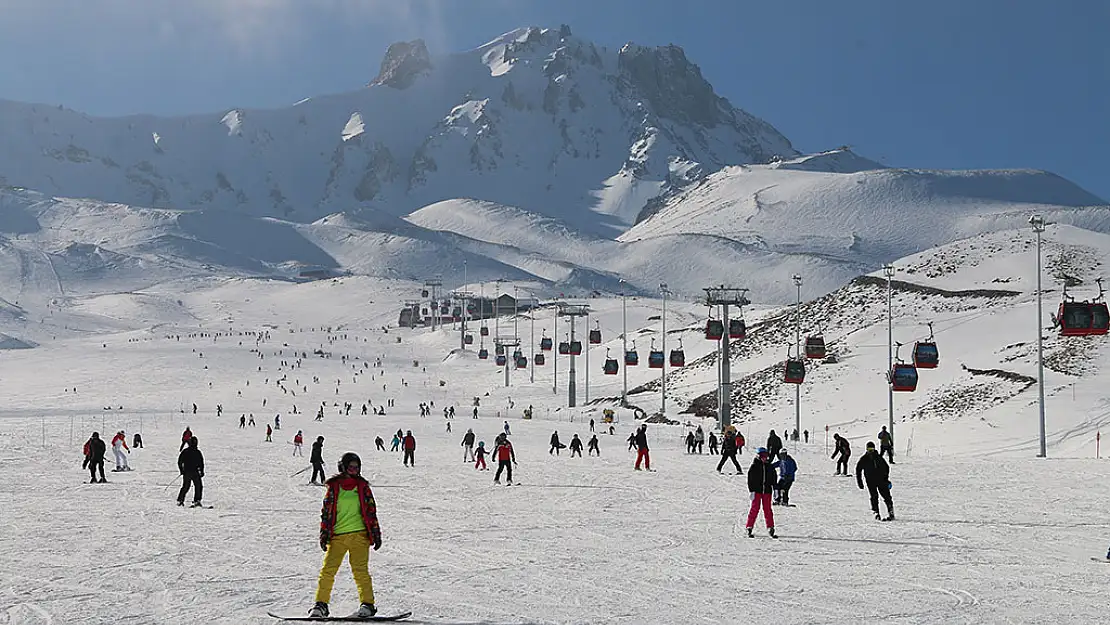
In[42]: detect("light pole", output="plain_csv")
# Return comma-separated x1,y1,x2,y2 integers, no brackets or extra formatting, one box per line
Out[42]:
792,274,802,437
585,311,590,405
527,288,536,383
620,279,628,407
1031,215,1047,457
460,260,468,350
660,283,670,417
883,263,896,454
552,298,559,394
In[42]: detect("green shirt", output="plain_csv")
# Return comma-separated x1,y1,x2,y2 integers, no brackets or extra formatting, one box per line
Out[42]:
333,486,367,535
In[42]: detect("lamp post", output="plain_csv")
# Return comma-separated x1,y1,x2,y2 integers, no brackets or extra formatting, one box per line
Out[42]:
620,279,628,407
660,283,670,417
1030,214,1047,457
792,274,802,437
883,264,895,453
460,260,467,350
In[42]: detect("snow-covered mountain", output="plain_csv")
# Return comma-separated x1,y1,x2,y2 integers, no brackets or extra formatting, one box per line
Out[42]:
1,25,1108,303
0,25,794,235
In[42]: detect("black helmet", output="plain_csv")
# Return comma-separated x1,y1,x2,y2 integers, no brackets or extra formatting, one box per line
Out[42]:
338,452,361,473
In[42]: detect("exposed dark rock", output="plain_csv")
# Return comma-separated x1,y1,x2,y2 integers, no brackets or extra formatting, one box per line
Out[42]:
370,40,433,89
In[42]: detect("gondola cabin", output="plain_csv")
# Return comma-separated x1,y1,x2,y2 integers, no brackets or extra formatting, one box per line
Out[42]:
784,359,806,384
495,354,507,366
603,358,619,375
890,364,918,392
648,349,665,369
805,336,826,359
669,348,685,367
1091,302,1110,335
1058,301,1094,336
705,319,724,340
495,345,505,355
464,334,474,345
512,349,523,360
421,289,429,298
625,349,639,366
478,348,489,360
558,341,571,355
728,319,746,340
516,356,528,369
589,327,602,344
534,353,546,366
912,341,939,368
480,326,489,337
569,341,583,356
540,337,553,351
452,306,462,318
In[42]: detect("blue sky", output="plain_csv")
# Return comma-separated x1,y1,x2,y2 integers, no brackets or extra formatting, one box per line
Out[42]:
1,0,1106,199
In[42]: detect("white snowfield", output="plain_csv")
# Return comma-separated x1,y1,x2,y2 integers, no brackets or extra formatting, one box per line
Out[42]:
2,222,1110,625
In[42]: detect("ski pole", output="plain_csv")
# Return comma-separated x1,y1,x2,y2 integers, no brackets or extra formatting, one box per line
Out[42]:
290,465,311,478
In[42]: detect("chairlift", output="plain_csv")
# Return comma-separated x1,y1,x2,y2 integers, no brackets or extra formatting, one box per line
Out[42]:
516,356,528,369
495,354,507,367
728,318,746,340
570,340,583,356
589,321,602,345
783,345,805,384
805,333,826,359
889,343,918,392
478,347,489,360
669,339,685,367
625,340,639,366
540,330,553,351
648,339,665,369
603,348,619,375
464,334,474,345
912,322,939,369
534,353,546,366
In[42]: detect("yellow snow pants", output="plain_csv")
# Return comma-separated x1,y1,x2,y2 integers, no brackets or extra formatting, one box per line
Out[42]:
314,531,375,605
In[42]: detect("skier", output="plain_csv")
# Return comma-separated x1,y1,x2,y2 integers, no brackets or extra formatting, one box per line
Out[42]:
493,434,516,485
266,423,273,443
803,429,809,444
717,426,743,474
685,431,696,454
85,432,107,483
627,431,637,451
744,448,777,538
402,431,416,467
446,421,452,433
310,452,382,619
249,414,256,427
293,430,304,457
589,418,595,433
634,425,650,471
111,430,130,471
132,432,144,448
239,415,246,429
856,441,894,521
569,434,583,458
375,436,385,451
587,434,600,456
390,434,400,452
180,426,193,451
275,414,281,430
472,406,478,419
474,441,488,470
503,421,511,436
176,436,205,507
766,429,783,459
549,431,563,456
708,431,719,455
695,426,705,454
461,429,476,462
878,426,895,464
772,449,798,506
310,436,326,485
831,434,852,475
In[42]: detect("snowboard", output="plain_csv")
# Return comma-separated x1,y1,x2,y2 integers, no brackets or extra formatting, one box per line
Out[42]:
267,610,411,622
1091,557,1110,563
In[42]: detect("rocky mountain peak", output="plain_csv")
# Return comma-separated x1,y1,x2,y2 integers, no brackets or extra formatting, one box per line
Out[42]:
618,42,724,127
370,39,433,89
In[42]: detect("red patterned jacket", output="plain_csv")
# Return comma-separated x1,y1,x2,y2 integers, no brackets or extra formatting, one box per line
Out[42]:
319,475,381,546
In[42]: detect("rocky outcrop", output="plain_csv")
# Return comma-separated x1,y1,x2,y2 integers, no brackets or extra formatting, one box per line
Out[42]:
370,40,432,89
618,43,724,127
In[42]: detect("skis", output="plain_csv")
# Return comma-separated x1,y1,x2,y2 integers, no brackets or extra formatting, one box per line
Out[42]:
267,610,411,622
1091,557,1110,563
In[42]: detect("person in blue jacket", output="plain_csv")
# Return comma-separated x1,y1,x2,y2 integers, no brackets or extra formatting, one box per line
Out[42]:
772,449,798,506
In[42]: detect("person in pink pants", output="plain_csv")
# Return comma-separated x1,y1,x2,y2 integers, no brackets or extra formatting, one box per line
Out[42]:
745,447,777,538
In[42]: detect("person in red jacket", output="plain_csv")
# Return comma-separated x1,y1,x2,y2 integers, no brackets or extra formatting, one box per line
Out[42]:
474,441,488,470
310,452,382,619
111,430,130,471
492,434,516,484
402,431,416,467
180,427,193,451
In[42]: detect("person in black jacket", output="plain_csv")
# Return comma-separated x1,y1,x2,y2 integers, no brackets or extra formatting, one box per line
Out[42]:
549,431,563,456
832,434,852,475
744,448,777,538
856,441,894,521
569,434,583,457
177,436,205,507
310,436,326,485
85,432,107,483
716,427,743,474
766,430,783,459
634,425,650,470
